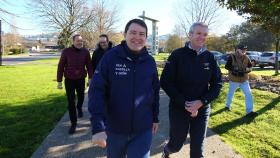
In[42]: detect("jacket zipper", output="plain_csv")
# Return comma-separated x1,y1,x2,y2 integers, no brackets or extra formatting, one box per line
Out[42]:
130,60,136,134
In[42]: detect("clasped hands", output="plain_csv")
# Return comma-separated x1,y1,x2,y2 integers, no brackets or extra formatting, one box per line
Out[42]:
185,100,203,117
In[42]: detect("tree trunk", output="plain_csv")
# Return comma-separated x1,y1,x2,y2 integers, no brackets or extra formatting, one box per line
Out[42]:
275,37,279,75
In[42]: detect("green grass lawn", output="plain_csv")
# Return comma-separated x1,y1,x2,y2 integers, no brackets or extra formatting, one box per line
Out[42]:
152,53,170,61
0,59,67,158
209,84,280,158
220,65,280,78
1,57,279,158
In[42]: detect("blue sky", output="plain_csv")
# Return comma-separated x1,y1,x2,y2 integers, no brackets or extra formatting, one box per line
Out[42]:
1,0,246,36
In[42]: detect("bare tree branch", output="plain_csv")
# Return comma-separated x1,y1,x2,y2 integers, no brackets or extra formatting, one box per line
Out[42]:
174,0,222,36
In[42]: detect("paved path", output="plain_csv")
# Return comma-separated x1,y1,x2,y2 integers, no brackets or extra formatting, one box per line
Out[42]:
1,53,60,65
31,90,242,158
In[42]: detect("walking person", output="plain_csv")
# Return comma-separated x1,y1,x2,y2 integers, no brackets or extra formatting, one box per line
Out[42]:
92,34,113,73
160,22,223,158
225,44,258,117
88,19,160,158
57,34,93,134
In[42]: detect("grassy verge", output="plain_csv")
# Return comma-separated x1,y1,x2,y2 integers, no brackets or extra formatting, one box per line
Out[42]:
209,84,280,158
152,53,170,61
0,59,67,158
220,66,280,78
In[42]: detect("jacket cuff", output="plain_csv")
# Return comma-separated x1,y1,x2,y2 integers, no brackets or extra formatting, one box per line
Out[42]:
153,117,159,123
201,98,210,106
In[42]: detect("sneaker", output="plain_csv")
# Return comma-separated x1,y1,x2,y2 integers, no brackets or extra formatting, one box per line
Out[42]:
68,124,76,134
246,111,258,118
225,107,231,111
78,109,83,118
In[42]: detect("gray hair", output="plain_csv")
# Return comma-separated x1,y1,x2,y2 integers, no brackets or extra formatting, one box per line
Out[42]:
189,22,208,34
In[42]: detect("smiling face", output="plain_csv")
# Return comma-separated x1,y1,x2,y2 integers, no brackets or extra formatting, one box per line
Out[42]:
189,25,208,51
73,35,83,49
124,23,147,53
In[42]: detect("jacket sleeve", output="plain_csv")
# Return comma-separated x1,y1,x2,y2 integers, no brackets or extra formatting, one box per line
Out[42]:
152,61,160,123
160,52,186,108
225,55,233,71
247,57,253,68
88,55,109,134
201,55,223,106
91,51,97,73
86,51,93,78
57,50,66,82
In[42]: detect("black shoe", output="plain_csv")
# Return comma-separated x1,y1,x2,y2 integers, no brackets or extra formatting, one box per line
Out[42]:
225,107,231,111
78,109,83,118
246,111,258,118
161,145,170,158
68,124,76,134
161,152,170,158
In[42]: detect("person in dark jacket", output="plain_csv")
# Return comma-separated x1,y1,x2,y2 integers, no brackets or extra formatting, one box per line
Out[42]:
160,22,223,158
88,19,160,158
225,44,258,117
92,34,113,73
57,34,93,134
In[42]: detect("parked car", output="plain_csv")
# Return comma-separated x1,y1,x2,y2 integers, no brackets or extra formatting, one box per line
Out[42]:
210,51,223,60
246,51,261,66
210,51,223,64
258,51,280,68
218,54,230,65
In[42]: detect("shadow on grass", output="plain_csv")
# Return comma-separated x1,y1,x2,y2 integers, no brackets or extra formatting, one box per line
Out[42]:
211,96,280,135
0,94,67,158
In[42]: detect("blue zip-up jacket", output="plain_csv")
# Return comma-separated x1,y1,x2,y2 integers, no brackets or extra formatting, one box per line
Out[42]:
88,41,160,135
160,43,222,109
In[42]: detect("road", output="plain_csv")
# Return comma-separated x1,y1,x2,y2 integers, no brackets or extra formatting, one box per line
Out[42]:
1,53,61,65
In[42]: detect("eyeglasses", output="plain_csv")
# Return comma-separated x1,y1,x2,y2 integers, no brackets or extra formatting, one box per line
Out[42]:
99,41,108,44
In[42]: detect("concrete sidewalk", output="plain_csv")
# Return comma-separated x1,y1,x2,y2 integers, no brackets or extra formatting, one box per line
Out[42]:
31,90,242,158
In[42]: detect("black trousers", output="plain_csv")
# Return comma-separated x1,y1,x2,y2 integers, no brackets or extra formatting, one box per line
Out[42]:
64,78,85,124
165,105,210,158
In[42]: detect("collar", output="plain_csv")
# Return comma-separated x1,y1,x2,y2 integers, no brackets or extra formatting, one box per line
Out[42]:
186,42,207,55
117,41,149,62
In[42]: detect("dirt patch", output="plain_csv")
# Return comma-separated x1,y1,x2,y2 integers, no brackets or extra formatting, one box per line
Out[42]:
223,75,280,95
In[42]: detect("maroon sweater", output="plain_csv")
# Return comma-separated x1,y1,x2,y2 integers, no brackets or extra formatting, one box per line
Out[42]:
57,46,93,82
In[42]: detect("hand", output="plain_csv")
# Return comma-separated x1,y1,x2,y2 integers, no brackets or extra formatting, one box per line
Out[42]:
57,82,63,89
152,123,159,134
185,100,203,117
92,132,107,148
245,68,252,72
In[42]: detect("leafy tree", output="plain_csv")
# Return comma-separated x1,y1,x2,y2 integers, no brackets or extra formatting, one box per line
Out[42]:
217,0,280,74
226,22,275,51
165,34,182,53
206,35,231,53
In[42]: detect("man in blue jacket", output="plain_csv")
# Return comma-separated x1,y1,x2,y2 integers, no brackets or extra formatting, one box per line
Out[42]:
88,19,160,158
160,22,222,158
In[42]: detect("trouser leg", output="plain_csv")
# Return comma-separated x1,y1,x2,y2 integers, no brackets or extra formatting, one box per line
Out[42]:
127,130,152,158
165,107,190,154
189,106,210,158
76,78,85,110
65,78,77,124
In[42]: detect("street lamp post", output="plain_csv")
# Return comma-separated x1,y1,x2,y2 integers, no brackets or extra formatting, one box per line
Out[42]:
0,20,2,66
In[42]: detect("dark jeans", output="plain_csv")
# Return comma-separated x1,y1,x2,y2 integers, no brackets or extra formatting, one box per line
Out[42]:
165,105,210,158
64,78,85,124
107,130,152,158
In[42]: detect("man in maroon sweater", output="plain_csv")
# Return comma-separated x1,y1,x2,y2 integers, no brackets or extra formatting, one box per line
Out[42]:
57,34,93,134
